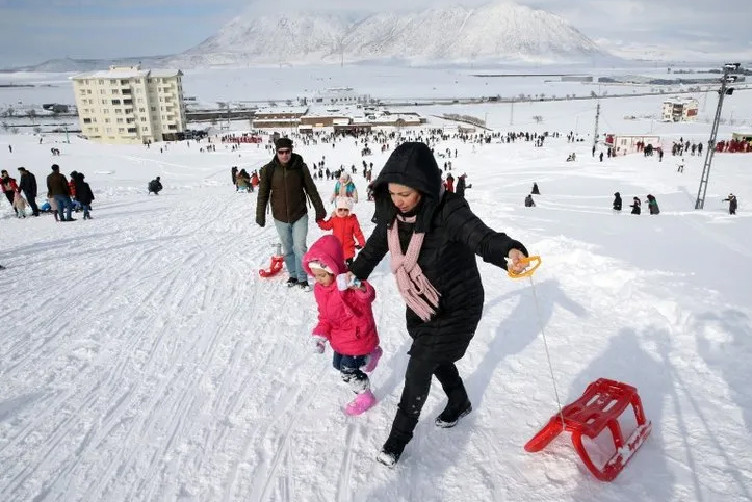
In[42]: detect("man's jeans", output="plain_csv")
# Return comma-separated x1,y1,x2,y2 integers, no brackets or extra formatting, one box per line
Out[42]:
274,213,309,282
53,194,73,220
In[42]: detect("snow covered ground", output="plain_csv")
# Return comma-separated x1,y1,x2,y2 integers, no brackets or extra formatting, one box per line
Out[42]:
1,88,751,501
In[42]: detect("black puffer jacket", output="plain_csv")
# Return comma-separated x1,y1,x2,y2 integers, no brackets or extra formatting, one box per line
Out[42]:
351,142,527,361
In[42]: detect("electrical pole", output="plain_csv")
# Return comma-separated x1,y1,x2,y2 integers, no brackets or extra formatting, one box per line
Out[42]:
695,63,739,210
510,99,514,127
593,102,600,151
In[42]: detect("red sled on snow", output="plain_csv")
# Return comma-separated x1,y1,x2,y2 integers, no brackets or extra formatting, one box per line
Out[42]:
524,378,651,482
259,243,284,277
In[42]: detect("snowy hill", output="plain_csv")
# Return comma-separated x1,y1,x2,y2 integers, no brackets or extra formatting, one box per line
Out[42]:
173,1,606,67
1,85,751,500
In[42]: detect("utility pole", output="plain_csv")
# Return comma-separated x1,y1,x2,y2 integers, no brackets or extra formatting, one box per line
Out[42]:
695,62,739,210
510,99,514,127
593,102,600,151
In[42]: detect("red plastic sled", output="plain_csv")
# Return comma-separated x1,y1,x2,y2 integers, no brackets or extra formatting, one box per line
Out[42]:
259,243,284,277
524,378,651,482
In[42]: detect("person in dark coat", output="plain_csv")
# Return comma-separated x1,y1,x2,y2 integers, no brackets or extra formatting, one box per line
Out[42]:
723,193,737,215
455,173,468,197
47,164,74,221
349,142,529,467
18,167,39,216
72,172,95,219
148,177,162,195
256,137,327,290
613,192,622,211
646,194,659,215
524,194,536,207
630,196,641,215
531,182,540,194
231,166,238,187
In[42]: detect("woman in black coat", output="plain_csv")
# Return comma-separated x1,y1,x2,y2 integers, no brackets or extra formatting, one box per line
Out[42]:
350,142,528,467
72,172,95,219
613,192,622,211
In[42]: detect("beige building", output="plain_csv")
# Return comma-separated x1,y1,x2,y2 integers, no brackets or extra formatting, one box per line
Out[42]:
71,65,186,144
661,96,699,122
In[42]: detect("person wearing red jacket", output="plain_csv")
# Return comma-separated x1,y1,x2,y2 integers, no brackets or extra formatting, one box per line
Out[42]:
1,169,20,216
317,196,366,267
303,234,382,416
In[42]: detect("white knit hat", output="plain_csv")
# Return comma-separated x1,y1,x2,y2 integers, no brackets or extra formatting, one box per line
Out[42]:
336,196,354,212
308,261,334,274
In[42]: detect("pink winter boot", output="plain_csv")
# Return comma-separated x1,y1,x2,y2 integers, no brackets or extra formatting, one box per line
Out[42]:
363,346,383,373
345,390,376,416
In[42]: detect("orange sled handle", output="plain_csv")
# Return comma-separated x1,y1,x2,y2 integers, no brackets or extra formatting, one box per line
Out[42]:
508,255,542,278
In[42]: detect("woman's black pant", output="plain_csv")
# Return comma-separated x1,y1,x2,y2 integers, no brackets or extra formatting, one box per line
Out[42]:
386,354,468,452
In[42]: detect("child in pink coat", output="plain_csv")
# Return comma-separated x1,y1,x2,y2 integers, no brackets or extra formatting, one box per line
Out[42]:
303,235,383,416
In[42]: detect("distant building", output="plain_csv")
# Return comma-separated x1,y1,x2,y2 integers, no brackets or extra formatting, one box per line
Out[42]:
604,134,661,156
310,87,371,105
71,65,186,144
662,96,699,122
251,106,307,129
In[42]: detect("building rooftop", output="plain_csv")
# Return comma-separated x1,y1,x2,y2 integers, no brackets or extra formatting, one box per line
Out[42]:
71,65,182,80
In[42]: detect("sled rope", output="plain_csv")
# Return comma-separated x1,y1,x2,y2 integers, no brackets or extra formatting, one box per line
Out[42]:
509,256,565,428
527,274,565,429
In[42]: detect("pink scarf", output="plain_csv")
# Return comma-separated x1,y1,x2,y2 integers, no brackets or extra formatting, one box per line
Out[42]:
388,214,441,321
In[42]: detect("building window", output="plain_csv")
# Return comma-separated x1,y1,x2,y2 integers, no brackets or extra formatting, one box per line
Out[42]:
98,79,104,84
105,118,110,123
119,128,125,133
112,89,120,94
138,107,146,112
140,117,147,121
83,118,92,123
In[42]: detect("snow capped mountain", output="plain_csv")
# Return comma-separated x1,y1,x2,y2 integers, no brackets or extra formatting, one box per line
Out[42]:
172,2,606,67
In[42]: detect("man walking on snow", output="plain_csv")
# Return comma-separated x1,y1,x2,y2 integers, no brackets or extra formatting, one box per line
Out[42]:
256,137,327,291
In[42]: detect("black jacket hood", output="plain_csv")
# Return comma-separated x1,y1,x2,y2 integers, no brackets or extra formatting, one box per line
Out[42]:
370,142,443,232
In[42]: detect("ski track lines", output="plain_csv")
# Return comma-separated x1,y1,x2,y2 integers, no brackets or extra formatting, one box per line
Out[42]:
0,188,281,501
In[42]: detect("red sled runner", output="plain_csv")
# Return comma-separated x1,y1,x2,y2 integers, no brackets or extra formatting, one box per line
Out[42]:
259,243,284,277
524,378,651,482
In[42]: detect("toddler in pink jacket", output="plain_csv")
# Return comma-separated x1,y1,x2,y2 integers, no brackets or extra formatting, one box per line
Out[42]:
303,235,383,416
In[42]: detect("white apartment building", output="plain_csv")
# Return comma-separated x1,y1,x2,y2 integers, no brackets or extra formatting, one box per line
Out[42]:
661,96,699,122
71,65,187,144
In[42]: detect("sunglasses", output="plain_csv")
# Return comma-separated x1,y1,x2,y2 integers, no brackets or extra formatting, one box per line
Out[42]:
277,149,292,155
337,208,349,212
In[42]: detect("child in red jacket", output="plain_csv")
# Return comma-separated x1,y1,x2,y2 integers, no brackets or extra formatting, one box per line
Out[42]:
317,196,366,268
303,235,383,416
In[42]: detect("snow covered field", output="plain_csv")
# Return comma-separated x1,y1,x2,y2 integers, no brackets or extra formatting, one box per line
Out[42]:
1,82,751,501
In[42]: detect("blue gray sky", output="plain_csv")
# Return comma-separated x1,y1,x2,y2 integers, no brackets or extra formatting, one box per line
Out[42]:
1,0,750,66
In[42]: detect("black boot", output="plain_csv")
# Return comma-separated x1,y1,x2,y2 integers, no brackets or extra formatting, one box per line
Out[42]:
377,409,417,468
435,399,472,428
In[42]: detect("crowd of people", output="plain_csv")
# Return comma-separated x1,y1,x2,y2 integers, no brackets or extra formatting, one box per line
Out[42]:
2,164,94,221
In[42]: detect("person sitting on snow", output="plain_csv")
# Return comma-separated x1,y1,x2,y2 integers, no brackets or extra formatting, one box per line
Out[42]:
148,176,163,195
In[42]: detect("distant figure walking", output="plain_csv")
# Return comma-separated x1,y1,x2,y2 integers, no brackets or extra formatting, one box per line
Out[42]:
630,196,641,215
531,182,540,195
646,194,660,215
723,193,737,215
613,192,622,211
524,194,536,207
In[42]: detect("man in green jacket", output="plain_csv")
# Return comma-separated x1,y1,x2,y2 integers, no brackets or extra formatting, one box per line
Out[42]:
256,138,326,290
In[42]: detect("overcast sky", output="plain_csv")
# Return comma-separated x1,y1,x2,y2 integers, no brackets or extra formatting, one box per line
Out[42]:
1,0,750,66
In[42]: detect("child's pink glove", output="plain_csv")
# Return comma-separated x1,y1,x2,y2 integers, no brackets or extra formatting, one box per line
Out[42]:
312,336,327,354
